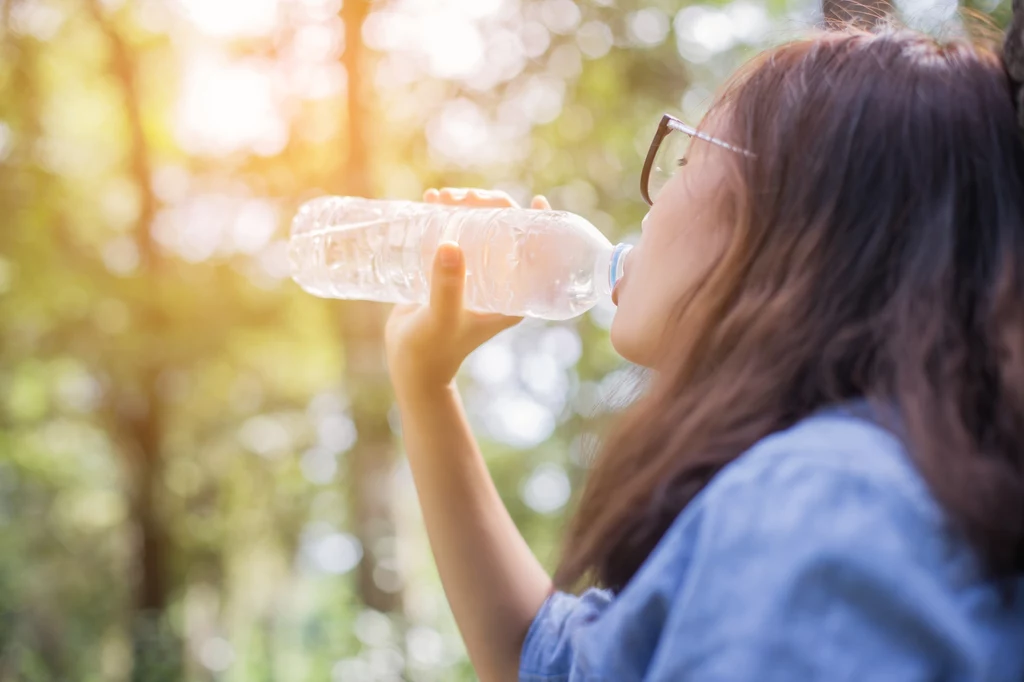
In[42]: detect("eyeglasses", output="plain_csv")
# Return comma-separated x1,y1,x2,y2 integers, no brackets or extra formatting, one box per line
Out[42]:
640,113,753,206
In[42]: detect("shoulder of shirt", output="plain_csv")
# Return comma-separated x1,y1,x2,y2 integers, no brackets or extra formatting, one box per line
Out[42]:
694,404,942,526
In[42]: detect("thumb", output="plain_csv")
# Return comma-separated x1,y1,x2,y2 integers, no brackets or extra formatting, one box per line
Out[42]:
429,241,465,324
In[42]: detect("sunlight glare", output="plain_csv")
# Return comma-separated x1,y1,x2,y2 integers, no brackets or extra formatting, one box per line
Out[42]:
177,0,277,37
629,8,671,46
101,236,140,275
521,463,571,514
426,98,493,167
365,0,514,82
9,0,64,40
540,326,582,368
362,10,418,52
199,638,235,673
484,391,555,448
726,1,770,44
421,14,484,79
285,62,347,100
406,626,445,667
300,446,338,485
466,28,527,90
520,352,566,401
576,20,614,59
513,75,565,125
520,21,552,58
448,0,506,19
307,532,363,574
289,22,344,63
469,341,516,386
297,0,341,21
540,0,582,34
331,659,372,682
230,199,278,254
176,55,287,156
238,414,292,459
675,5,737,63
0,122,11,162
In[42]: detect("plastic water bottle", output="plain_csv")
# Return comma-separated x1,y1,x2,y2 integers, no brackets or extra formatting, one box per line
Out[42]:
288,196,631,321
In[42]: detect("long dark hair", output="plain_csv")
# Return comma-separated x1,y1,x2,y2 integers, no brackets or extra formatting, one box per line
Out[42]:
556,29,1024,593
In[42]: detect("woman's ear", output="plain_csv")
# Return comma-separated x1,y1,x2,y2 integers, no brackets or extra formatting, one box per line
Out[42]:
1006,0,1024,130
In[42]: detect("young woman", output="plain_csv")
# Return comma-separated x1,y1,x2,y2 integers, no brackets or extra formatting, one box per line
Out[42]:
385,25,1024,682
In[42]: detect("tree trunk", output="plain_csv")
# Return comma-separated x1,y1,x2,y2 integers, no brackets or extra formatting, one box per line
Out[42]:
85,2,179,679
338,0,403,614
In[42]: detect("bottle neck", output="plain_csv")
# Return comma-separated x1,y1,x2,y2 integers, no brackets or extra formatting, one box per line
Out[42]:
595,242,632,300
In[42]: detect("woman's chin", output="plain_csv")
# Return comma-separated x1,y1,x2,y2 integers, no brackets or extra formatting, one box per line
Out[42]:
610,312,651,367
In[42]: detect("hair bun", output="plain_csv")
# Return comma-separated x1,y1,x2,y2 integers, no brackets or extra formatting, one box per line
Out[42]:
1007,0,1024,130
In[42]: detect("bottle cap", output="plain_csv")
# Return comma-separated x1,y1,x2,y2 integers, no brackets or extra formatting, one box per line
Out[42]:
609,243,632,291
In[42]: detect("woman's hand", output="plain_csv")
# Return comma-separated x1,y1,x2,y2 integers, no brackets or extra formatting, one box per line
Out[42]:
385,188,551,396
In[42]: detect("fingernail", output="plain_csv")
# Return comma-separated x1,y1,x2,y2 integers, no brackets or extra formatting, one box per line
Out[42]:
439,244,460,268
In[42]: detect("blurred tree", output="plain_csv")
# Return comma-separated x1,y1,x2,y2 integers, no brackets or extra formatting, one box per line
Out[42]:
84,2,180,679
336,0,404,616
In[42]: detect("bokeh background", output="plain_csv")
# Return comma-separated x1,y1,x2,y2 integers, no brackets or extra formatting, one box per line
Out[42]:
0,0,1013,680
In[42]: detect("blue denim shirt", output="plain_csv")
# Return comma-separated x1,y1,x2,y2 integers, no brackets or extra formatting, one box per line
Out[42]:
520,407,1024,681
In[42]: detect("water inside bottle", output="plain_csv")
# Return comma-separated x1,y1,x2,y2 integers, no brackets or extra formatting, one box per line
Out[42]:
291,218,426,304
289,199,615,320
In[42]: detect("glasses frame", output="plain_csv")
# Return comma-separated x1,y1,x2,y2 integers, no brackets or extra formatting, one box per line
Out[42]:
640,113,753,206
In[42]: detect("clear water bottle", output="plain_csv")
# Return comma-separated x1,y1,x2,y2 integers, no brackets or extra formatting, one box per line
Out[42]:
289,196,631,321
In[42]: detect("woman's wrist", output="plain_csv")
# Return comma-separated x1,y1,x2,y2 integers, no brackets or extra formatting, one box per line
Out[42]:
393,374,459,409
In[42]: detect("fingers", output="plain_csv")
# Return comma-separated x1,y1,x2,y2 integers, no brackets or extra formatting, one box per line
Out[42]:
423,187,551,211
438,187,469,202
429,242,466,327
442,187,519,208
422,187,520,208
468,189,520,208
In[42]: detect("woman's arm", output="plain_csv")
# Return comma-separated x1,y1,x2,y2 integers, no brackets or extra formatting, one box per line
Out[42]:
385,188,556,682
394,381,552,682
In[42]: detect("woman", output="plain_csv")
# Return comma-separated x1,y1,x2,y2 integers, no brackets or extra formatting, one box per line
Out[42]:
385,24,1024,682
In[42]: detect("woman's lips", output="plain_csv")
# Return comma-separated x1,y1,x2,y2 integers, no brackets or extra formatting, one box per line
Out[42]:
612,279,623,306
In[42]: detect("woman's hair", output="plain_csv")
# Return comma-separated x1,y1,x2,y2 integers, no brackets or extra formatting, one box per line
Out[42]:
556,29,1024,593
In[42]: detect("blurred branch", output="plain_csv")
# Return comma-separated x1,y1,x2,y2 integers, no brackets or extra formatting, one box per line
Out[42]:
84,0,157,270
342,0,371,199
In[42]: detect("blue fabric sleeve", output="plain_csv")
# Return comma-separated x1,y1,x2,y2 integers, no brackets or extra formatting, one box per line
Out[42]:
520,587,614,681
643,455,969,681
